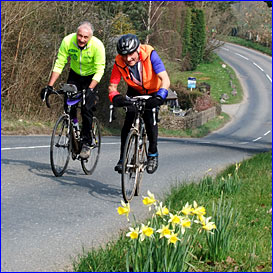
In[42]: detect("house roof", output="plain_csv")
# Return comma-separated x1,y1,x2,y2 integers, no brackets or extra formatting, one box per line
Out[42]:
166,88,178,100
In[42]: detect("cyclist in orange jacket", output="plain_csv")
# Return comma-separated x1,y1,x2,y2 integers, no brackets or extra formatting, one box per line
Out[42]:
108,34,170,174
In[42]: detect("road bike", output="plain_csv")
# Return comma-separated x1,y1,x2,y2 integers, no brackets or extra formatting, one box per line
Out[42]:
46,83,101,177
110,96,156,202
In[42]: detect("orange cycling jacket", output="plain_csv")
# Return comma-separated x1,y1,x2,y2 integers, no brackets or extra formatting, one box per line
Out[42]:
115,44,161,94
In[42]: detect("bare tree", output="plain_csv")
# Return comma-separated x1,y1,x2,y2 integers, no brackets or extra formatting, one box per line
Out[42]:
142,1,169,44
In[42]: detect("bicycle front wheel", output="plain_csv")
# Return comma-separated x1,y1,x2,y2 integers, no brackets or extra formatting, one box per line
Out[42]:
50,115,71,177
134,133,147,196
81,117,101,175
121,130,138,202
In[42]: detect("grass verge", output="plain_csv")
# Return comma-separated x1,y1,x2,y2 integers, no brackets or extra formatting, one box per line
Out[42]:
164,53,243,105
72,151,272,272
223,36,272,56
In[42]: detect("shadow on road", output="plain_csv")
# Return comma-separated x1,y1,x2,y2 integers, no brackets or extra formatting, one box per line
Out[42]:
159,136,272,154
1,158,121,203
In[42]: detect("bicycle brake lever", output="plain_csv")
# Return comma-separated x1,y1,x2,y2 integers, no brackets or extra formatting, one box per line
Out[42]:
152,108,156,126
109,104,113,123
83,89,86,105
45,91,51,108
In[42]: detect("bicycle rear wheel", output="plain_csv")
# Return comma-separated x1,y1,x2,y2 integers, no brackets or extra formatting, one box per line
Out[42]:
81,117,101,175
121,130,138,202
50,115,71,177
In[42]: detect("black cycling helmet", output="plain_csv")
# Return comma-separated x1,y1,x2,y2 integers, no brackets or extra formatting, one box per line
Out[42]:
117,34,140,55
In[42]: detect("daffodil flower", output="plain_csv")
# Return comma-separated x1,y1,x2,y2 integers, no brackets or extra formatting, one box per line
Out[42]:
117,200,130,220
168,213,181,226
181,202,193,215
197,214,205,225
156,224,172,238
180,217,191,234
142,190,156,209
165,232,181,245
155,202,169,216
126,227,139,240
192,201,206,216
201,216,216,232
140,223,154,241
235,162,241,172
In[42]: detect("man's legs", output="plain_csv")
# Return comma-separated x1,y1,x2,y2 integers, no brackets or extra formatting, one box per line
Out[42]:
67,70,94,159
114,111,135,172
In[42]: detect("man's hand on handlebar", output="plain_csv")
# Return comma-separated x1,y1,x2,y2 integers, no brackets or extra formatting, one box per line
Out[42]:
112,95,133,107
40,86,53,101
145,96,164,109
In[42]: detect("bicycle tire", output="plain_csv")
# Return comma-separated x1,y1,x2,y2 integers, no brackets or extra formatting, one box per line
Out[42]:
50,115,71,177
134,133,147,196
121,129,138,202
81,117,101,175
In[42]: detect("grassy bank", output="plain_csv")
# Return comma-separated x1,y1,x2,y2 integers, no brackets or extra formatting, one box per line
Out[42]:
223,36,272,56
164,53,243,105
73,151,272,272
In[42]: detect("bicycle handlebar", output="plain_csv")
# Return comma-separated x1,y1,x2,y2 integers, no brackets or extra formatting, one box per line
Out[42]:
109,95,157,125
45,84,84,108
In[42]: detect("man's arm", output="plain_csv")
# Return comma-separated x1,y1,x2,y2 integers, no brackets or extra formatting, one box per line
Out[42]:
157,70,170,90
92,39,106,83
89,79,98,89
48,71,61,87
108,63,122,103
108,83,120,103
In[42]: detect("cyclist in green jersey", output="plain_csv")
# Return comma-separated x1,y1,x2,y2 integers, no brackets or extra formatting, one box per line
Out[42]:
41,21,105,159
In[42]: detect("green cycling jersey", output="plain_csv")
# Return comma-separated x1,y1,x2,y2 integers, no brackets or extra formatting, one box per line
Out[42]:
53,33,105,82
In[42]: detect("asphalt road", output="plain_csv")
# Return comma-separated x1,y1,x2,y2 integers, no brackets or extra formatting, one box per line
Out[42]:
1,43,272,272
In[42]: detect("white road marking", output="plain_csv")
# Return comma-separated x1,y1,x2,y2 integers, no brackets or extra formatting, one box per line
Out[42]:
253,62,264,71
253,137,262,142
1,142,121,151
1,145,50,151
222,47,229,51
239,142,249,145
266,74,272,82
235,53,249,60
264,130,271,136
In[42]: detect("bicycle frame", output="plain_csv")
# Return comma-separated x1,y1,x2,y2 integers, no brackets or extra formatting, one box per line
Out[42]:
119,95,157,202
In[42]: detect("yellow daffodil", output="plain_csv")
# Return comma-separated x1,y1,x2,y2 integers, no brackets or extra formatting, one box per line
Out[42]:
180,217,191,234
168,213,181,225
181,217,191,228
197,214,205,225
142,190,156,208
156,224,172,238
155,202,169,216
201,216,217,232
140,223,154,241
181,202,193,215
192,201,206,216
117,200,130,220
165,232,181,245
126,227,139,240
235,162,241,172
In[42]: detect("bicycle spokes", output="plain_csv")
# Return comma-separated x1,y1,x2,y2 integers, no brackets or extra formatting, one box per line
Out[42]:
81,117,101,175
50,116,71,177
